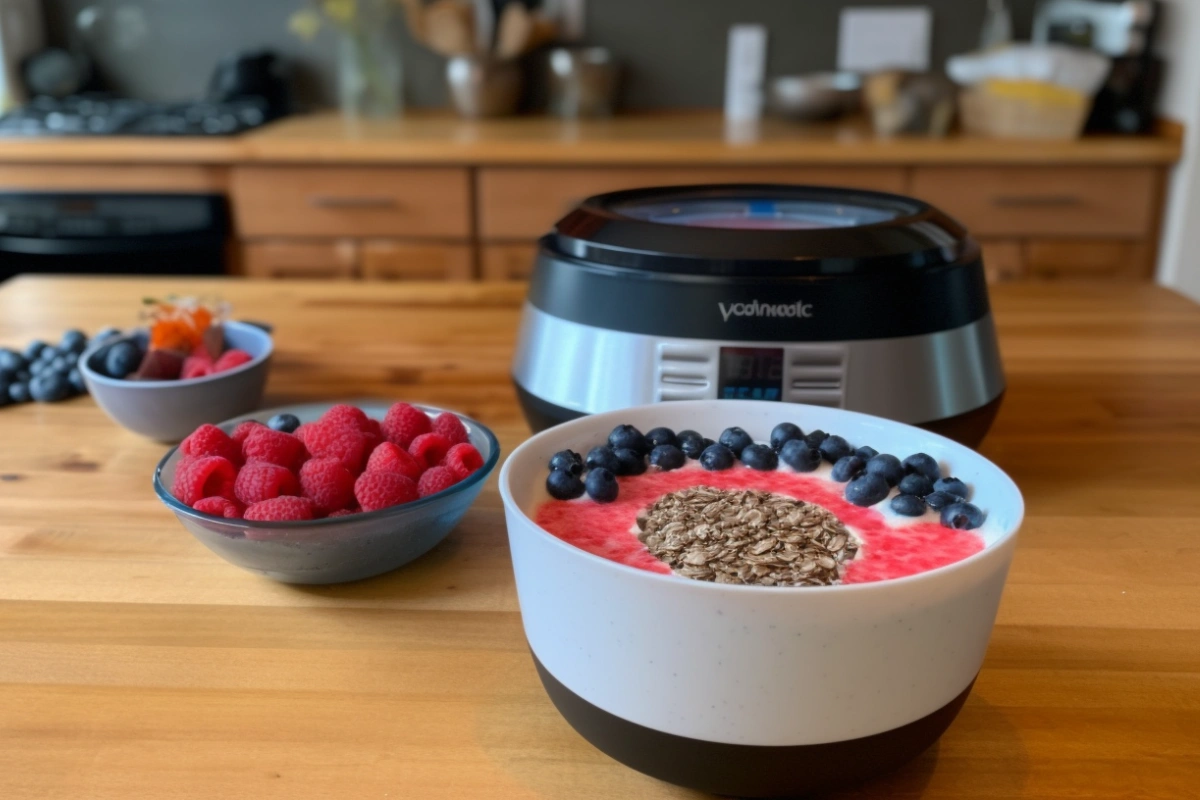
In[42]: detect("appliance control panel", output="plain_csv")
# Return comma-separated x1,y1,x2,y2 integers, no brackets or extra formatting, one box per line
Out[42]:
657,342,847,407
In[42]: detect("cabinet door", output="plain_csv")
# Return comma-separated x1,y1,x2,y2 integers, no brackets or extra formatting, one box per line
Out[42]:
241,240,359,279
481,243,539,280
477,167,908,239
1025,239,1153,280
360,241,474,281
978,240,1026,283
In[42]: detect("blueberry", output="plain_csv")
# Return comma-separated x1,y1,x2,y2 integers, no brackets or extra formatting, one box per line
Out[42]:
941,502,985,530
15,369,30,382
769,422,803,452
818,434,853,464
23,341,49,361
898,473,934,498
49,356,70,374
104,341,142,379
268,413,301,434
739,443,777,471
803,429,829,449
865,454,904,487
585,468,619,503
61,351,79,367
8,382,30,403
608,424,648,455
586,445,621,474
924,491,957,511
0,368,13,383
677,430,708,459
854,445,878,461
94,326,121,343
0,349,25,372
37,347,56,364
29,360,47,376
699,443,735,471
933,477,969,500
645,427,678,449
59,329,88,354
903,453,941,481
718,426,753,457
780,439,822,472
547,449,583,476
831,455,865,482
546,468,586,500
613,447,647,475
30,372,70,403
845,473,890,507
649,444,686,471
67,368,86,395
0,383,9,407
891,494,927,517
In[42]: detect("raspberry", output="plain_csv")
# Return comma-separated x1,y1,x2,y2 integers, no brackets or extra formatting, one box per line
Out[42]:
181,355,214,380
409,433,452,469
304,420,369,474
366,442,424,481
294,423,314,447
354,471,418,512
192,496,243,519
381,402,431,448
327,507,361,518
232,420,266,448
172,456,237,505
234,461,301,506
442,442,484,481
244,496,315,522
432,412,470,446
180,424,241,465
364,418,382,440
214,349,254,373
322,404,371,432
243,426,307,470
299,457,357,514
417,466,458,498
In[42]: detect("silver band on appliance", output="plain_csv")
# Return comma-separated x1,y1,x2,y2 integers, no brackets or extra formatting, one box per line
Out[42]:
511,303,1005,425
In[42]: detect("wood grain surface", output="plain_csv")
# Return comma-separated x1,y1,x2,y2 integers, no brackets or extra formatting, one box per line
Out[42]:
0,111,1183,166
1,276,1198,800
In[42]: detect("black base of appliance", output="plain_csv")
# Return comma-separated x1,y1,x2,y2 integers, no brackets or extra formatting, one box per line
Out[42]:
514,381,1004,449
534,653,974,798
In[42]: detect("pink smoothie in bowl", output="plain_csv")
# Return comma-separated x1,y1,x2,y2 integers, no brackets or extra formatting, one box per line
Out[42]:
499,400,1023,798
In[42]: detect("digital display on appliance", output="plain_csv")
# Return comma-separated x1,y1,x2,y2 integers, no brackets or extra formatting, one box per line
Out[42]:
718,347,784,401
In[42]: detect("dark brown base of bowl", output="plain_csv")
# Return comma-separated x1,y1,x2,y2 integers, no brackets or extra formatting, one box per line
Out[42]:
515,381,1004,449
534,654,975,798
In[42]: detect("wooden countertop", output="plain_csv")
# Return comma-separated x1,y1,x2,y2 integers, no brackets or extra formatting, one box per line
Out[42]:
1,276,1199,799
0,111,1184,166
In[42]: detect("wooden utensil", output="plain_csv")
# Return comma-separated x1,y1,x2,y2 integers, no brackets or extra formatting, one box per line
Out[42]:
424,0,477,58
495,2,534,60
397,0,426,41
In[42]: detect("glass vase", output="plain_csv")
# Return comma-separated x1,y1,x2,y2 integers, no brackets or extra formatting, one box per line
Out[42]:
336,0,403,120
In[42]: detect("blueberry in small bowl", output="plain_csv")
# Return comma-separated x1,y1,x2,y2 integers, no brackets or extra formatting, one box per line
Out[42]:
80,321,273,442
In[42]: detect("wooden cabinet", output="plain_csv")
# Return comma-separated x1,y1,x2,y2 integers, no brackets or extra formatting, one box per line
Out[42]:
241,240,359,279
241,240,473,281
361,241,474,281
481,243,539,280
477,167,908,240
231,166,472,238
976,238,1155,282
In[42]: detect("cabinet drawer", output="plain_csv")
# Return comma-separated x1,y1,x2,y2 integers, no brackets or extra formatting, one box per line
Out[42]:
481,243,539,280
241,240,359,280
361,241,474,281
478,167,907,239
232,167,471,238
978,239,1026,283
1025,239,1153,280
911,167,1157,237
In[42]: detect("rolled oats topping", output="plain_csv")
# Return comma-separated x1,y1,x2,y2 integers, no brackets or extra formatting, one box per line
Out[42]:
636,486,860,587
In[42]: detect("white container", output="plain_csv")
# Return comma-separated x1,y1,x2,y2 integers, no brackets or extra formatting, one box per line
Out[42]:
499,399,1023,797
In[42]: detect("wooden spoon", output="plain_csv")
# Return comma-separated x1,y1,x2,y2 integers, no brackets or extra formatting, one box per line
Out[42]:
495,2,533,60
424,0,477,57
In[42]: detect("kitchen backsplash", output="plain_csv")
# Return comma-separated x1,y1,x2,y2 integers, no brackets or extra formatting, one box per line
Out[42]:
44,0,1040,109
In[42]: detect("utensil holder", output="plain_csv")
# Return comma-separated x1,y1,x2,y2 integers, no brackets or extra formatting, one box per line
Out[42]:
446,56,521,118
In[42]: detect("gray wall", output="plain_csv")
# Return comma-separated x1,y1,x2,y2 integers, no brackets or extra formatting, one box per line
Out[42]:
45,0,1039,109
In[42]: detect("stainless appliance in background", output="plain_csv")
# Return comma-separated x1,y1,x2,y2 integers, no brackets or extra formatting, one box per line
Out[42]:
0,194,229,280
0,0,42,112
1033,0,1162,133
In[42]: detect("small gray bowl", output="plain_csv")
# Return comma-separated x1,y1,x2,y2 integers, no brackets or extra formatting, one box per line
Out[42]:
153,401,501,585
80,321,273,442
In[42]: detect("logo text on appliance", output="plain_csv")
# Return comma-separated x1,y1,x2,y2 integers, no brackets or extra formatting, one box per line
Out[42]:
719,300,814,322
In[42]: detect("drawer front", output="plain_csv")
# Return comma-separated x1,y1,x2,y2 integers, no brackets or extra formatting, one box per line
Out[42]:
978,239,1026,283
241,240,359,280
478,167,908,239
1025,239,1153,280
911,167,1157,237
232,167,471,238
0,164,227,192
361,241,474,281
481,243,539,280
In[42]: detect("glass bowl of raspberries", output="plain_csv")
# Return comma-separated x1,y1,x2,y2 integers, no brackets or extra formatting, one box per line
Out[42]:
153,400,500,584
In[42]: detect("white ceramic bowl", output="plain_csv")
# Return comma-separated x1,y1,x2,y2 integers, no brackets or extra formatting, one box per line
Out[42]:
499,400,1023,797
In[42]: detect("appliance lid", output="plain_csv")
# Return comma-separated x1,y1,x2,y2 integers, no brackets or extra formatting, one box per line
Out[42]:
551,184,972,276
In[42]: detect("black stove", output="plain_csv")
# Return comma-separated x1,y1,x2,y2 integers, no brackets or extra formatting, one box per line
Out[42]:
0,94,277,137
